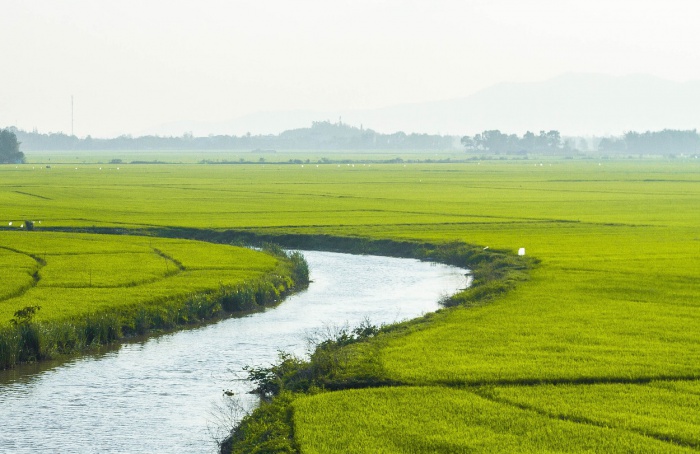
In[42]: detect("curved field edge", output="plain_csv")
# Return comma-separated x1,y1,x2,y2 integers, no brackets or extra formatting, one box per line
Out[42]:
47,225,532,297
0,246,44,301
0,233,310,369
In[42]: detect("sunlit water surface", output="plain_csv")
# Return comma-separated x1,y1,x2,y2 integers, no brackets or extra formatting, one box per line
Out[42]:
0,251,468,453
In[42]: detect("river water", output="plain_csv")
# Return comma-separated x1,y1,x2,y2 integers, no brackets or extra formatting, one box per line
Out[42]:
0,251,468,453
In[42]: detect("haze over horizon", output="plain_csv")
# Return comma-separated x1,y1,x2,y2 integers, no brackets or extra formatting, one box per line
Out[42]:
2,1,700,138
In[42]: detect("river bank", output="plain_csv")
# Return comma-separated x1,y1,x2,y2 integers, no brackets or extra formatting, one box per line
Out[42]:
0,238,309,370
221,237,532,452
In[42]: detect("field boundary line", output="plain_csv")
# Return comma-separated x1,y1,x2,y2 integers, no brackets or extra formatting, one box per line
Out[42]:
152,248,186,271
0,245,45,302
12,190,52,200
470,386,700,450
436,374,700,388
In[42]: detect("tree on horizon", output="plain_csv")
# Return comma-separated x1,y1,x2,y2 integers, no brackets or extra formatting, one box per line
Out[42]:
0,128,25,163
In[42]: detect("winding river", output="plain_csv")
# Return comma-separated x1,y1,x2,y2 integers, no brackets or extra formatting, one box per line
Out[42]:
0,251,469,453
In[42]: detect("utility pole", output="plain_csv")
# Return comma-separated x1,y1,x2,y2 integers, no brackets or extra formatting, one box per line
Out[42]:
71,95,74,136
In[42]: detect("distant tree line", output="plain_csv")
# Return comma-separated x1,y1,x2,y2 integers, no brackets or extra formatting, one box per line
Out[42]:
0,128,25,163
9,121,457,152
461,128,700,155
461,130,567,155
598,129,700,155
6,123,699,156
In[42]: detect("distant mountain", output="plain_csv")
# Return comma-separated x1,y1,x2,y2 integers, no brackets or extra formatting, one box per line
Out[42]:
361,73,700,136
144,110,328,138
143,73,700,137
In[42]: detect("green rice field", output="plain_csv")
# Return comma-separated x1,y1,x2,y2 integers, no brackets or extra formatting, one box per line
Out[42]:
1,158,699,452
0,232,278,324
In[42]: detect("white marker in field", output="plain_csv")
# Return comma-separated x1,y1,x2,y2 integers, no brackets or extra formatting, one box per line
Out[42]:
518,248,526,256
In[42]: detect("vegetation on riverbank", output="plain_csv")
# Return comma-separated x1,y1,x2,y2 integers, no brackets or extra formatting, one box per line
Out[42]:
0,232,309,369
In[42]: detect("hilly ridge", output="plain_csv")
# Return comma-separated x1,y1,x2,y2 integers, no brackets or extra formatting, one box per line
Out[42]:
146,73,700,137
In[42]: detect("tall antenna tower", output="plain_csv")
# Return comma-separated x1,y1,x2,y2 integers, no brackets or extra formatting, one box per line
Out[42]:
71,95,74,136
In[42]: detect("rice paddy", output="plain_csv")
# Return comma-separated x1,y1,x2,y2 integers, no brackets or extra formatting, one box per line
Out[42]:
292,387,696,453
0,231,282,323
1,158,699,452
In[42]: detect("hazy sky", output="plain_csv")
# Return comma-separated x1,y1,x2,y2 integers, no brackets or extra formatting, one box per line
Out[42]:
2,0,700,137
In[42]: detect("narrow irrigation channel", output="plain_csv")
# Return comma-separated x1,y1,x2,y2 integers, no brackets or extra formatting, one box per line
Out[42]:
0,251,468,453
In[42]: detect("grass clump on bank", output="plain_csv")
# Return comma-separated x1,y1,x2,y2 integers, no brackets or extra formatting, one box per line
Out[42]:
220,391,299,454
0,231,309,369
